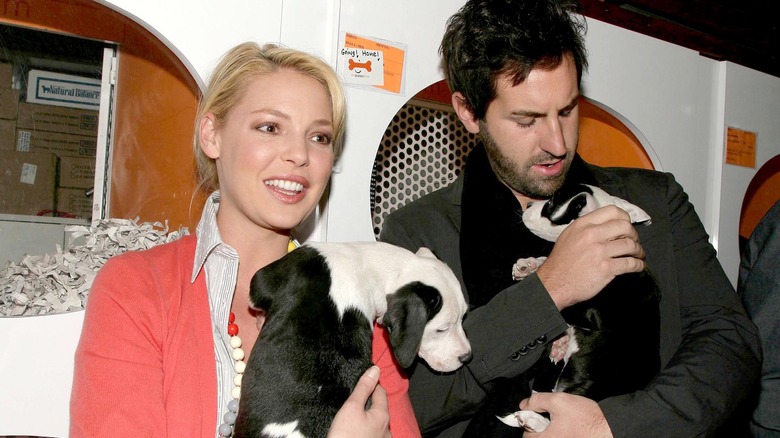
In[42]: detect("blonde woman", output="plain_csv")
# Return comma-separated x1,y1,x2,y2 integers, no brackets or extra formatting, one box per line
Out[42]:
71,42,419,438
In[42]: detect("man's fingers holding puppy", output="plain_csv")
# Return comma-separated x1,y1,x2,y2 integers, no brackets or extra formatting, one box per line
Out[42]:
519,392,612,438
607,236,646,268
329,366,391,438
538,205,646,309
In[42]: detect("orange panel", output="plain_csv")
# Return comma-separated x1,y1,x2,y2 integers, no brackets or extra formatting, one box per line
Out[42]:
740,155,780,239
578,118,654,169
578,97,654,170
413,81,452,106
110,24,204,230
0,0,127,41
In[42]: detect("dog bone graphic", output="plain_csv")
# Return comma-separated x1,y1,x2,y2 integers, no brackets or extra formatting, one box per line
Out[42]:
348,59,372,72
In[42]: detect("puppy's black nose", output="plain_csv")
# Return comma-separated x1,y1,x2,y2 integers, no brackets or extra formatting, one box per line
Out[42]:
459,351,473,364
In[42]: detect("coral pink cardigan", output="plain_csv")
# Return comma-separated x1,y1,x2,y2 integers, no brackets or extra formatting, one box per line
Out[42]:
70,236,420,437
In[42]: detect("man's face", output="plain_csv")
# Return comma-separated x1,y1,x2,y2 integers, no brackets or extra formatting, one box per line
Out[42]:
461,55,580,208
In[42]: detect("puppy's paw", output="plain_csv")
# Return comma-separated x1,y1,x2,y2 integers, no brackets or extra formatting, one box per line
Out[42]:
549,333,570,364
516,410,551,432
495,410,551,432
496,412,521,428
549,326,580,364
511,257,547,281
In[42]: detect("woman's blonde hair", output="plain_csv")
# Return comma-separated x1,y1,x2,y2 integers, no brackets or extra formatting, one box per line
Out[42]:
194,42,347,193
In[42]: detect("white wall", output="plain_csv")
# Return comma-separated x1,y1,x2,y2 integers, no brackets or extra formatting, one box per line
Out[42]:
326,0,464,242
716,63,780,285
582,20,718,230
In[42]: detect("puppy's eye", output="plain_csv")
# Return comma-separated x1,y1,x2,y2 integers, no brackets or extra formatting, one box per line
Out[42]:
436,325,452,333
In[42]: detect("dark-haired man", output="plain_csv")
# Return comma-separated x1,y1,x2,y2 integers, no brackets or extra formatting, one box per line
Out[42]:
381,0,761,436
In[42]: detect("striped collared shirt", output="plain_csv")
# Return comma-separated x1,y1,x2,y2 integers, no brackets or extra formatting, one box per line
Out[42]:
191,192,299,436
191,191,239,437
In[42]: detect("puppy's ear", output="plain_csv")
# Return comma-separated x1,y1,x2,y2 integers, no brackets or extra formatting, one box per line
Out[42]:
249,246,326,311
383,282,442,368
415,247,437,259
611,197,652,225
587,185,652,225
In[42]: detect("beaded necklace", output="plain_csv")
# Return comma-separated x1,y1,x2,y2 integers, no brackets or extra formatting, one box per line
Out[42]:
218,312,245,437
218,239,297,437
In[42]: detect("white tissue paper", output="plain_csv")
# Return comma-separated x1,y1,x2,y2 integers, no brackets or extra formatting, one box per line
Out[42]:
0,218,188,316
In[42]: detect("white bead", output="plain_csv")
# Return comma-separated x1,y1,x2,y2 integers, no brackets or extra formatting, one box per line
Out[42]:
232,385,242,399
234,361,246,373
231,348,245,361
230,336,242,349
233,374,243,387
218,422,233,436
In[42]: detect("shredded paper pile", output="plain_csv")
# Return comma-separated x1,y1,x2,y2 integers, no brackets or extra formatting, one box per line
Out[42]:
0,218,188,317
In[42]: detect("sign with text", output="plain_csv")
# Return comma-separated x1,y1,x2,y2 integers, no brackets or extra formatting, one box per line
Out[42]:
339,47,384,86
339,32,406,94
725,127,757,168
27,70,101,111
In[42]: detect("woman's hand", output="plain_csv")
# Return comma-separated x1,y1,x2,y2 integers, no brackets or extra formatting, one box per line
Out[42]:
329,366,392,438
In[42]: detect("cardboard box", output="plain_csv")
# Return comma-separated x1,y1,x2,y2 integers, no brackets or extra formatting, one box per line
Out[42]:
16,102,98,136
56,187,93,219
15,128,97,158
26,69,101,111
0,62,12,88
0,88,20,120
59,156,95,188
0,119,15,150
0,150,57,216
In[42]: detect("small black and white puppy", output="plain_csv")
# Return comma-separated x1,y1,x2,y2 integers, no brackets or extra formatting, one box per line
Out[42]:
234,241,472,438
468,183,661,435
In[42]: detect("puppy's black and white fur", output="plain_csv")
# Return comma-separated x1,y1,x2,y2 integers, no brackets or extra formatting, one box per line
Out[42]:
234,241,471,438
466,184,661,435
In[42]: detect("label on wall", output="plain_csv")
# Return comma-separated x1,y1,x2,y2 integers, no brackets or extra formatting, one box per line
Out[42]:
339,46,384,86
725,127,757,168
339,32,406,95
26,69,101,111
20,163,37,185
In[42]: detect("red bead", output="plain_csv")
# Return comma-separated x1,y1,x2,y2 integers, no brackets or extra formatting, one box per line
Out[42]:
228,312,236,323
227,323,239,336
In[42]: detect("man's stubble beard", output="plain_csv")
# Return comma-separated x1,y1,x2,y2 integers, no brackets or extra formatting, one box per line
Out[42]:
480,122,575,201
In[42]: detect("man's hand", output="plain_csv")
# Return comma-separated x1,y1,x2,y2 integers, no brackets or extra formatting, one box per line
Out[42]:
536,205,646,309
519,392,613,438
329,366,391,438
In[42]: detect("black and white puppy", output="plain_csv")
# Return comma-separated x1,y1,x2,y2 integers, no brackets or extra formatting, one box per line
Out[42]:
234,241,471,438
469,184,661,434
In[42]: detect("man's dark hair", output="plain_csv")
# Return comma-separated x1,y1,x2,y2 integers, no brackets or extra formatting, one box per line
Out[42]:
440,0,588,120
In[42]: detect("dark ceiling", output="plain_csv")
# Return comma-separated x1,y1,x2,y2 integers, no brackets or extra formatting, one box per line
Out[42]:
579,0,779,79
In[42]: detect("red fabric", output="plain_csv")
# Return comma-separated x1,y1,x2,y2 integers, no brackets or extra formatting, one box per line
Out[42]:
372,321,422,438
70,235,421,437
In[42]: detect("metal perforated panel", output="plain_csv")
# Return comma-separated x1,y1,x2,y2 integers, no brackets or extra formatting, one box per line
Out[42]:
370,104,478,239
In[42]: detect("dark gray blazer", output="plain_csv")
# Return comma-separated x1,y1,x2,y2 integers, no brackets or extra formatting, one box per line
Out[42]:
739,199,780,436
381,162,761,438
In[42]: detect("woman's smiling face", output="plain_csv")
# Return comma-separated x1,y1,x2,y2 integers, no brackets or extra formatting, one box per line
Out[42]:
201,68,335,234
